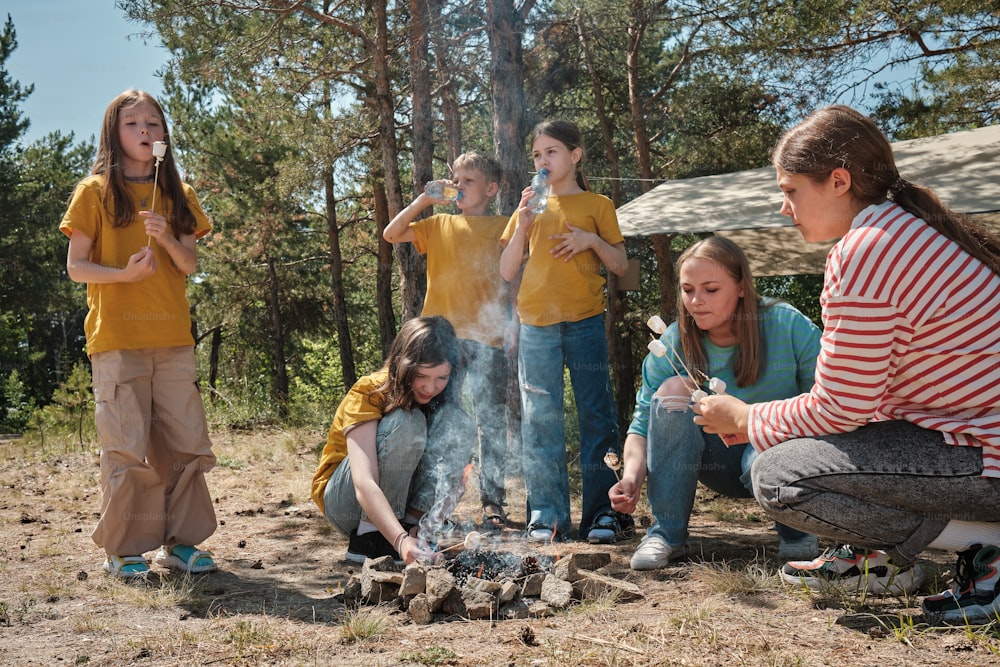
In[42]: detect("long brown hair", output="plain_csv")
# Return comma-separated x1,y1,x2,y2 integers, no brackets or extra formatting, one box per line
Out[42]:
773,105,1000,276
676,236,764,388
90,89,197,236
380,316,461,413
529,119,590,191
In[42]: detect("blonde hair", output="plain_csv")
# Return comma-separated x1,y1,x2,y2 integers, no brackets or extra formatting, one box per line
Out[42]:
452,151,503,186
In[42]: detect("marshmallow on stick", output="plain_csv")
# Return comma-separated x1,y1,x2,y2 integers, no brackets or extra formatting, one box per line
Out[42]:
646,313,743,442
147,141,168,246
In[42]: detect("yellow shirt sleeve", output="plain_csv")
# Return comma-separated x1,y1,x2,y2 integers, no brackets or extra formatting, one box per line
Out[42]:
310,370,389,512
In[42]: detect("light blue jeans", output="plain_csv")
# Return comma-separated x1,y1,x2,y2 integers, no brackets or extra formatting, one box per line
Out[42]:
645,396,811,547
322,402,475,536
519,314,619,536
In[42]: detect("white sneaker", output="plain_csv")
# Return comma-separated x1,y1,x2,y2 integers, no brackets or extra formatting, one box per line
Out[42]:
526,525,554,543
629,533,686,570
778,534,820,561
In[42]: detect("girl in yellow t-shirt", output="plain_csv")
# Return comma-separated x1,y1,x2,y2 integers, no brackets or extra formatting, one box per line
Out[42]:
500,119,632,544
314,316,475,565
60,90,216,580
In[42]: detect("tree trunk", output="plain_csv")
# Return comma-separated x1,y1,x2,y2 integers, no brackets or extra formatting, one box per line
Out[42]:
653,234,676,320
429,0,462,164
487,0,529,471
487,0,528,216
324,166,357,387
373,0,425,324
265,251,289,419
373,177,398,359
577,7,632,431
576,10,621,206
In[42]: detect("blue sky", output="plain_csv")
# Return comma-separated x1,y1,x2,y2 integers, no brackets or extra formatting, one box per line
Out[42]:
7,1,169,145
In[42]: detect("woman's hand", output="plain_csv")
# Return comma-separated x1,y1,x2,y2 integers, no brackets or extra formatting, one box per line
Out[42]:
692,394,750,441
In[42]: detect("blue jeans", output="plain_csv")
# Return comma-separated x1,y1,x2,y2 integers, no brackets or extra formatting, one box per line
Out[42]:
519,314,619,536
645,396,811,547
455,339,509,508
322,402,475,537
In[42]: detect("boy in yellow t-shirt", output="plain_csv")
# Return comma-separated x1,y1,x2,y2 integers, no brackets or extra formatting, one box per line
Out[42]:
383,152,513,532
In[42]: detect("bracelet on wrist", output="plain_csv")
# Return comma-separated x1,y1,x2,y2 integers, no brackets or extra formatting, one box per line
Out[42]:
393,530,408,553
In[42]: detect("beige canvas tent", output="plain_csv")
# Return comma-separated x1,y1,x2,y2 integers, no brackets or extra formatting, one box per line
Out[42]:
616,124,1000,276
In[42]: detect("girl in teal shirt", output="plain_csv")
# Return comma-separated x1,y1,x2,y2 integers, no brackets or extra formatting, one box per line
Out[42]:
610,237,821,570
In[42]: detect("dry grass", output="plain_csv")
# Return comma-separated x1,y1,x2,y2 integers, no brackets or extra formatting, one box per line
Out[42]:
2,428,1000,665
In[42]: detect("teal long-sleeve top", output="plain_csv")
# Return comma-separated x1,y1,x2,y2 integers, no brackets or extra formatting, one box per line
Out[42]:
628,300,821,439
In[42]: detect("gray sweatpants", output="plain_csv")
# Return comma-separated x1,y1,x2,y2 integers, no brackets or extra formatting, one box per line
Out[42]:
750,420,1000,563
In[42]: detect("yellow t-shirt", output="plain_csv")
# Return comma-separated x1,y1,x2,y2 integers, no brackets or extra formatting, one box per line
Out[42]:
311,370,389,513
411,213,507,348
59,175,212,355
501,191,623,326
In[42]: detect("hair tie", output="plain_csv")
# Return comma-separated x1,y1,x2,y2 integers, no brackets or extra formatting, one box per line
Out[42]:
887,177,907,200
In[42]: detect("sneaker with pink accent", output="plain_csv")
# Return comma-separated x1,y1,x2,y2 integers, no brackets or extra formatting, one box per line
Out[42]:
922,544,1000,624
780,544,923,595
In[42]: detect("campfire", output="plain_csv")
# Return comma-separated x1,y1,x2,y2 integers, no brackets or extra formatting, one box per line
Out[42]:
340,535,644,624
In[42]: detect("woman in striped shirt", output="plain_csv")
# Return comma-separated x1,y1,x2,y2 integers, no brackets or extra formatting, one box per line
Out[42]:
694,105,1000,623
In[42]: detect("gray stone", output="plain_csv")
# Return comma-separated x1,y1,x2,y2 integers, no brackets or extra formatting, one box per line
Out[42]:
425,568,457,612
465,576,502,595
460,588,497,619
521,572,545,597
363,555,401,572
440,587,467,616
499,580,519,603
573,552,612,571
498,598,529,619
572,569,644,602
400,563,427,596
408,593,433,625
554,554,580,582
343,574,362,604
540,574,573,608
360,559,402,603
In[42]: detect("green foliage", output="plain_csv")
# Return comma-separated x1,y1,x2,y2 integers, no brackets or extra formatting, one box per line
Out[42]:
756,275,824,327
1,368,34,433
23,361,95,452
0,18,93,419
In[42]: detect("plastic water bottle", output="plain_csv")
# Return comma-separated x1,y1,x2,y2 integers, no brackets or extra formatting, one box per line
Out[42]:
424,181,460,202
527,168,550,214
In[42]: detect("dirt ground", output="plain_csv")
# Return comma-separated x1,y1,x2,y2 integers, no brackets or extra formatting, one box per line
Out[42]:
1,427,998,666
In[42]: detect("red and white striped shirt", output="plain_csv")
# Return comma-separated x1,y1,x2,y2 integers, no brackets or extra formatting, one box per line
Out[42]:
749,202,1000,477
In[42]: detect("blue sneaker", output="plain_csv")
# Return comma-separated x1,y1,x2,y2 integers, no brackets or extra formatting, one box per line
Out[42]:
586,511,635,545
